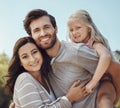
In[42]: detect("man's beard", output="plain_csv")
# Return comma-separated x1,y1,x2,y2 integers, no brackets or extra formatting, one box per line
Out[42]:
40,33,57,50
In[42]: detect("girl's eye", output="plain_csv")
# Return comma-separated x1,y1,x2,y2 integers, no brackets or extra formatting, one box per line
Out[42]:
69,29,73,32
77,26,81,29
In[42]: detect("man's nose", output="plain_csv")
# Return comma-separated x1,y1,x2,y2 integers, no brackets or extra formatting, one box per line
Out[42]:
40,30,46,36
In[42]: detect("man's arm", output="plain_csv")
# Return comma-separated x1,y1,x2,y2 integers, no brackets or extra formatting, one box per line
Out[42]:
107,61,120,103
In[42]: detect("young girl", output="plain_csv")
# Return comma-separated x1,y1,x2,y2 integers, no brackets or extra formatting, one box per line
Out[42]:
67,9,118,108
5,36,88,108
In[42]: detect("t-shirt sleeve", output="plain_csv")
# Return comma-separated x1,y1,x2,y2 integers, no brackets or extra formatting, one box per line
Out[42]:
77,44,99,74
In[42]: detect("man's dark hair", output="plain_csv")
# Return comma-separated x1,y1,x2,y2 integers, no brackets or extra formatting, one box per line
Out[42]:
23,9,57,35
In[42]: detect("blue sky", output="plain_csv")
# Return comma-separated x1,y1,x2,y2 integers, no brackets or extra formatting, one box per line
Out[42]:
0,0,120,57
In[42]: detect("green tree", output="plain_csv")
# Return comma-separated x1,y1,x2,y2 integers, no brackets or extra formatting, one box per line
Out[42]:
0,81,11,108
0,53,11,108
0,53,9,85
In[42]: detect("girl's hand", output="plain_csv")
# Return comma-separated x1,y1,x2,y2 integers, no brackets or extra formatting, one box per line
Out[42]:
85,80,96,93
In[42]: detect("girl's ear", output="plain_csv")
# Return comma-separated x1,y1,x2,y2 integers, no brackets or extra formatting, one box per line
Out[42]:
88,27,91,32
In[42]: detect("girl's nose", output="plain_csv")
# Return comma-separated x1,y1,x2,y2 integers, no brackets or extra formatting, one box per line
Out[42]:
72,30,78,36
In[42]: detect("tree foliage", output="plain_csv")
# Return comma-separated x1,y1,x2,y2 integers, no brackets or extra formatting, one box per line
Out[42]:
0,53,11,108
0,53,9,85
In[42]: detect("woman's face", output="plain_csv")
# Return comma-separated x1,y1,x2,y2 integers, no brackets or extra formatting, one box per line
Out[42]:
18,43,43,75
68,19,91,43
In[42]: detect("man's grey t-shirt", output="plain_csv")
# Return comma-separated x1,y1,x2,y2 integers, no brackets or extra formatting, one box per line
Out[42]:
49,41,99,108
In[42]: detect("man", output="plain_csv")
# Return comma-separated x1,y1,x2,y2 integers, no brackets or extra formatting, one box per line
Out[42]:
23,9,119,108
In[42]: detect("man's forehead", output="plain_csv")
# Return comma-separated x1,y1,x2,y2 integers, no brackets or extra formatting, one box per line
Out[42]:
30,16,51,28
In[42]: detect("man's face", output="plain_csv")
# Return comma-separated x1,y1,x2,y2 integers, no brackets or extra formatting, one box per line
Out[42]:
30,16,57,50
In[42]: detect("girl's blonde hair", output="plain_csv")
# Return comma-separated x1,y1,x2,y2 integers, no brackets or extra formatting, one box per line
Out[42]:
67,9,111,51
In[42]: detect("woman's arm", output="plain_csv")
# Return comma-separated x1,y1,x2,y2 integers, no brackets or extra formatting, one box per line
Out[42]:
13,73,88,108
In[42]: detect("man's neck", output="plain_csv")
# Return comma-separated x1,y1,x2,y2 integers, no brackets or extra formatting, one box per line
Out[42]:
46,39,61,58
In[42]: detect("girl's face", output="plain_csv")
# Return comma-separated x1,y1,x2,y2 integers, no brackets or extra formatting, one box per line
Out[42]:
18,43,43,75
68,19,91,43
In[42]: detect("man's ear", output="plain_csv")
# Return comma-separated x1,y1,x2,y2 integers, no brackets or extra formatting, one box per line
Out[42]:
55,26,58,33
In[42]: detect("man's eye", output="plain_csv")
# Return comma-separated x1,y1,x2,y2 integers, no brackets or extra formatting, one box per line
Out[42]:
34,29,40,33
44,25,51,29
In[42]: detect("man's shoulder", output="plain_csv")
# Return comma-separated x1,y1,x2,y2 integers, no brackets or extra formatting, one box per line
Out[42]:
60,40,98,56
61,40,86,49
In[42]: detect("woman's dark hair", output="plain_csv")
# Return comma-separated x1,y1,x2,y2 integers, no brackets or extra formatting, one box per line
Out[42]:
5,36,51,94
23,9,56,35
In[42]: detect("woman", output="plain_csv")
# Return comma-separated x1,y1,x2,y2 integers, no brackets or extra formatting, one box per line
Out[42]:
5,36,88,108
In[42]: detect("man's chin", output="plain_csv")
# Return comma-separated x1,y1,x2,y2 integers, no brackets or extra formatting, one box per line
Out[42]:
43,46,53,50
40,36,57,50
40,45,52,50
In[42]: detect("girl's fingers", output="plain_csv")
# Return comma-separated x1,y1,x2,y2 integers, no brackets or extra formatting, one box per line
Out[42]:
71,80,81,87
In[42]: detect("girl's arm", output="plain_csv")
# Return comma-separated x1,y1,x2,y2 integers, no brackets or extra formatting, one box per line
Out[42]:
86,42,111,93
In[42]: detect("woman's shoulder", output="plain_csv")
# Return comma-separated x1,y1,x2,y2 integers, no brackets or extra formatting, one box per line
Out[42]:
15,72,34,88
17,72,32,81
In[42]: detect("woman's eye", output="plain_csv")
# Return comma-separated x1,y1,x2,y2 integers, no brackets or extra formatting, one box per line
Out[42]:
32,50,38,54
22,55,27,59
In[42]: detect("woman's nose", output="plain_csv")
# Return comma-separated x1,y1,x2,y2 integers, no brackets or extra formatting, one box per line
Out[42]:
29,55,35,62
